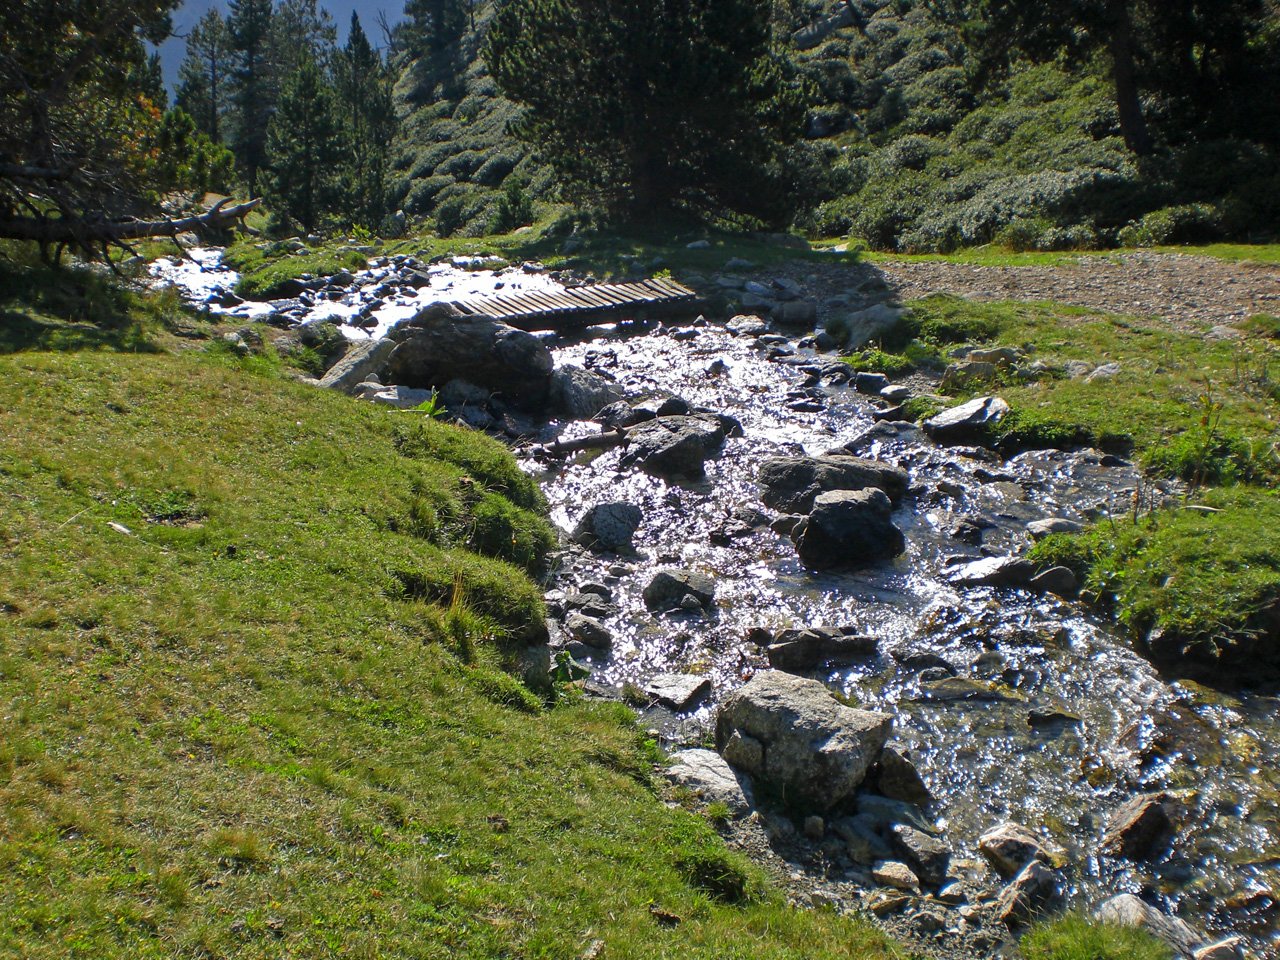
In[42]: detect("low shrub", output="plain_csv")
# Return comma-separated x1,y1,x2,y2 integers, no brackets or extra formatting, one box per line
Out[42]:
1118,204,1223,247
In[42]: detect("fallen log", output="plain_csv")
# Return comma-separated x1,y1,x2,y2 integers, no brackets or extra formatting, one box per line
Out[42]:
0,197,262,246
532,426,629,458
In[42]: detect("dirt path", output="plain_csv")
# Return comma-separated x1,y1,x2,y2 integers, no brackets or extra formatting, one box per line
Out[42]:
871,251,1279,333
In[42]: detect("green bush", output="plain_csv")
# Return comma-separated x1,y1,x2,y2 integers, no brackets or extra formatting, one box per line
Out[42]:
843,348,915,378
1118,204,1223,247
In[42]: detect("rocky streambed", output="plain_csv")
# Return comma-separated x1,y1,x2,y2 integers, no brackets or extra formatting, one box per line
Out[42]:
151,249,1279,959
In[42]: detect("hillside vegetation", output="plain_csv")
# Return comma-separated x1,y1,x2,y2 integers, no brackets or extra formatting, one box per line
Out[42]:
387,0,1279,248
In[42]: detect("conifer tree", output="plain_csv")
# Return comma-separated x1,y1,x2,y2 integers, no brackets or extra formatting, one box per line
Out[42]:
485,0,806,226
227,0,277,195
334,12,397,228
272,0,339,74
266,55,342,232
175,8,231,142
405,0,467,53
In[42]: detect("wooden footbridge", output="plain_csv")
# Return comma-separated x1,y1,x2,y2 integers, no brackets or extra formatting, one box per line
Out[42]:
449,277,701,332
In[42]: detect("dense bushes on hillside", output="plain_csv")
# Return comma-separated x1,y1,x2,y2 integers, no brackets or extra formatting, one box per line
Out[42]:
384,0,1278,248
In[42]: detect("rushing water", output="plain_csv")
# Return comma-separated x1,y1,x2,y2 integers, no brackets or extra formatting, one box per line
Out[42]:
528,324,1280,953
151,250,1280,952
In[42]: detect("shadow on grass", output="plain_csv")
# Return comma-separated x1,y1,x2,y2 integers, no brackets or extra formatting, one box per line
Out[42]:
0,257,166,355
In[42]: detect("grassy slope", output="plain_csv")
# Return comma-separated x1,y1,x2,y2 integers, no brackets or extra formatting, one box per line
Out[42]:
884,294,1280,470
0,339,900,959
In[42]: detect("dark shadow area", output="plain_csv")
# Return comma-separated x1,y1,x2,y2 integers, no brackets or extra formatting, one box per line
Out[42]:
0,257,165,354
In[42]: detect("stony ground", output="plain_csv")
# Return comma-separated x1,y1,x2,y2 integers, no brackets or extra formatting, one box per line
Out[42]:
874,252,1280,333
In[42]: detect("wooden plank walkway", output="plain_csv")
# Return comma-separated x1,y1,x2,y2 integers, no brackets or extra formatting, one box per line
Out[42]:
449,278,700,331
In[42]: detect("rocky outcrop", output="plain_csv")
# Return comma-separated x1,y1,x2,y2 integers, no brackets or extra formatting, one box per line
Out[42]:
791,489,905,570
1094,895,1204,958
385,302,553,408
667,749,754,816
715,671,892,811
758,455,909,514
319,337,396,393
762,627,878,672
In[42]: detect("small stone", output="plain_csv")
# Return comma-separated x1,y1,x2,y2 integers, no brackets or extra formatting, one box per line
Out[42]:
995,860,1058,925
643,569,715,611
1027,518,1085,540
643,674,711,712
563,612,612,649
1194,937,1246,960
1027,566,1079,597
873,860,921,893
874,746,932,806
979,823,1058,879
1103,793,1173,860
867,892,912,916
892,824,951,886
803,815,825,840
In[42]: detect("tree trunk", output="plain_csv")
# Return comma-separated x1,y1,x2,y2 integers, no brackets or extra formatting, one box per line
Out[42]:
1106,0,1152,155
0,198,261,247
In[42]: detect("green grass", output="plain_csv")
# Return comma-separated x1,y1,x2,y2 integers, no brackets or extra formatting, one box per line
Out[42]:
886,295,1280,475
1022,913,1174,960
0,339,901,958
224,242,370,300
1029,488,1280,659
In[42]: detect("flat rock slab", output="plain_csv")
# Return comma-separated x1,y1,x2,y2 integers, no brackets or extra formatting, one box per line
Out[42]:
667,749,754,816
923,396,1010,445
644,673,712,712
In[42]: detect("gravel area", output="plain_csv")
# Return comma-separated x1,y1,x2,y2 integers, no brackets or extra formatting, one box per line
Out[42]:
874,251,1280,333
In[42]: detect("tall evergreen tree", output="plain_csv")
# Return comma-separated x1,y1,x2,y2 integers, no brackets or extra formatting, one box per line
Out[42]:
404,0,467,53
266,55,342,232
485,0,807,226
175,8,231,142
227,0,277,196
272,0,338,74
334,12,397,227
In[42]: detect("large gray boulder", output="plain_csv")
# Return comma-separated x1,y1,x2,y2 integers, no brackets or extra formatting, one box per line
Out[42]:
550,364,625,420
715,670,892,811
319,337,396,394
759,455,909,513
923,396,1010,445
791,489,905,570
620,414,729,478
573,502,643,552
386,302,553,408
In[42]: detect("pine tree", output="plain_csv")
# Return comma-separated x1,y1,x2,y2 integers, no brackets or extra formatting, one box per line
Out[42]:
175,8,231,142
485,0,807,226
272,0,338,74
404,0,467,53
266,55,342,232
333,12,397,228
227,0,277,196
